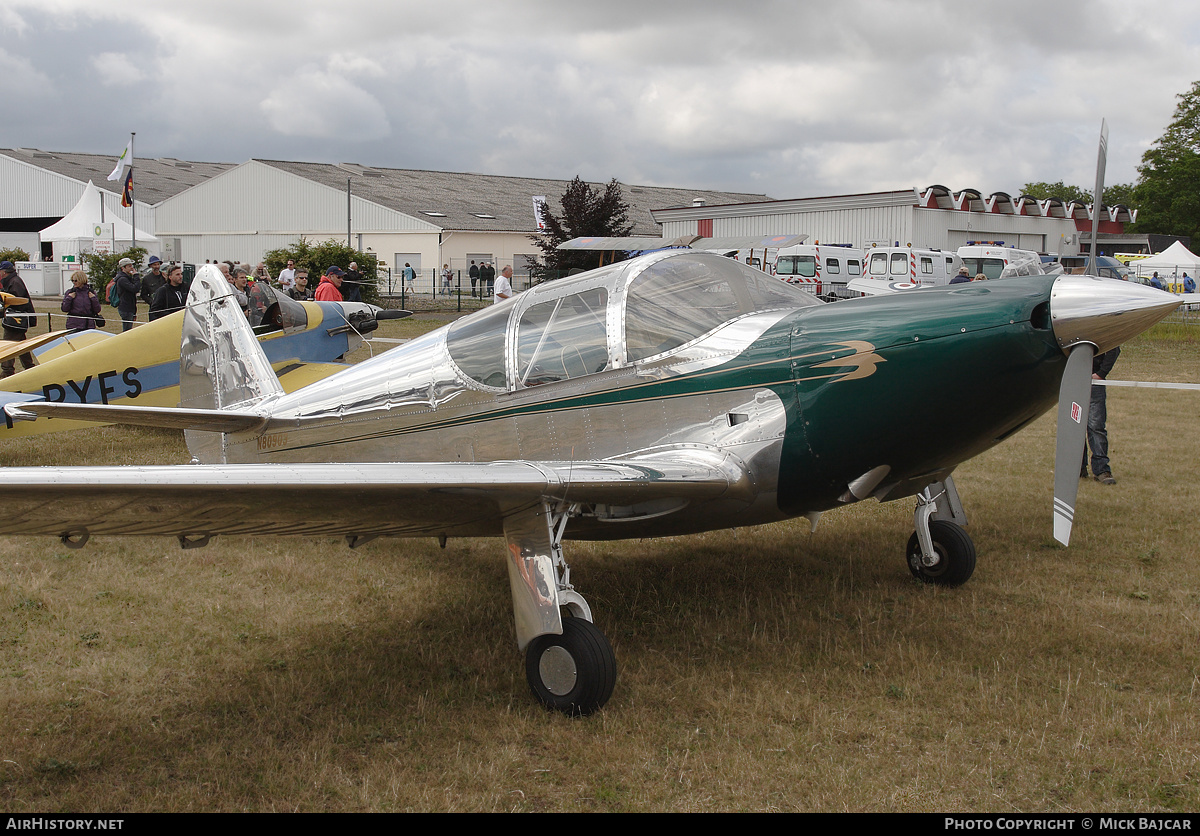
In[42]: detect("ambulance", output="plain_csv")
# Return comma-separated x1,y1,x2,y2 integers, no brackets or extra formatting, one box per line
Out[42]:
846,246,962,295
770,244,864,300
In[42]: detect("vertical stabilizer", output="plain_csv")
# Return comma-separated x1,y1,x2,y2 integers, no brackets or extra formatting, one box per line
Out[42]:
180,265,283,462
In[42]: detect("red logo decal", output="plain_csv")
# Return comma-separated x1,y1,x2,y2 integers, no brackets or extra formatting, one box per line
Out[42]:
1070,402,1082,423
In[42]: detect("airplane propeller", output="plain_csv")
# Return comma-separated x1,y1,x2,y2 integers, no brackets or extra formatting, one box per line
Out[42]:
1052,342,1095,544
1048,117,1181,546
1048,274,1180,545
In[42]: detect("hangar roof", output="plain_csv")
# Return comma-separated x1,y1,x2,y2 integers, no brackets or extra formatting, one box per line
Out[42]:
254,159,773,235
0,148,235,205
1,148,773,235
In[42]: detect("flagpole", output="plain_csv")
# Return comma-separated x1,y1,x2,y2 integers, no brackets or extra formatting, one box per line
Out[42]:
130,132,136,251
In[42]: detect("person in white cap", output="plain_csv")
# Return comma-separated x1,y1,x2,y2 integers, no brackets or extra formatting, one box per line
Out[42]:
114,257,142,331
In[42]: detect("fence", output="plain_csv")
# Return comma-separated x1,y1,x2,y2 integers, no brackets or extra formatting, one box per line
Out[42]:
1160,300,1200,326
374,268,541,311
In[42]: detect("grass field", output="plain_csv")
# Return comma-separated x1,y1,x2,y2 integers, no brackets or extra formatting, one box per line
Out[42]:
0,314,1198,812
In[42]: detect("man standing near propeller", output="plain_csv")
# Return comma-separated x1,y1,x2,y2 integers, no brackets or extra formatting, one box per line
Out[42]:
1083,347,1120,485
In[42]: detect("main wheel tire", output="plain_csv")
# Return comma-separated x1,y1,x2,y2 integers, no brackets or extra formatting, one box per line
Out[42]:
906,520,976,587
525,617,616,716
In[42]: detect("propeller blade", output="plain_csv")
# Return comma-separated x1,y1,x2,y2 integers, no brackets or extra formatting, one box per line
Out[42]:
1047,263,1179,547
1053,344,1096,545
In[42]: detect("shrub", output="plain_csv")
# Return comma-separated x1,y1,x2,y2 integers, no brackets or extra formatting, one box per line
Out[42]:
80,247,147,297
263,238,379,304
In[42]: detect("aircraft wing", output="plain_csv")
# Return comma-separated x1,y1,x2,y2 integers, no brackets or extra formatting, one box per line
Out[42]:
846,275,929,296
557,236,698,251
0,456,742,541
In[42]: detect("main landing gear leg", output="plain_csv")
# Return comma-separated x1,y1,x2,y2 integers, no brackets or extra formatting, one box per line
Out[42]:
502,500,616,715
906,476,976,587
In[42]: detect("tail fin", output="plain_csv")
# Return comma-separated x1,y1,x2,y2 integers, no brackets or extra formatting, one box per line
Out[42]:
181,265,283,462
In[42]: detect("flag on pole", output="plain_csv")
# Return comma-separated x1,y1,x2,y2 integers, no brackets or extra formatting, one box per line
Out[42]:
107,139,133,181
121,169,134,208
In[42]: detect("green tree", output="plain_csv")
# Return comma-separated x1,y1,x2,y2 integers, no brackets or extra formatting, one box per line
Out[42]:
1133,79,1200,241
263,237,379,303
528,177,634,281
80,246,147,298
1020,181,1137,209
1021,181,1092,204
1103,183,1137,208
0,247,31,264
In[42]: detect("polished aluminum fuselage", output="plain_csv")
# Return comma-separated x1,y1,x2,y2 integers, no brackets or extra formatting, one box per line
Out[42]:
221,307,797,538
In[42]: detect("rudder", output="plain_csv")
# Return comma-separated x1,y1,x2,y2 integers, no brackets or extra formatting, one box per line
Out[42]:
180,265,283,462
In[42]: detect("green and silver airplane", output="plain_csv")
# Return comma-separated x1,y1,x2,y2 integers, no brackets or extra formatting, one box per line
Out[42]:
0,255,1179,714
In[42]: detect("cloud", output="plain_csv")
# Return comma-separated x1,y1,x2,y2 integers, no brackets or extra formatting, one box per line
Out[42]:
92,52,146,86
0,5,30,35
260,68,391,141
0,51,52,98
2,0,1199,200
326,54,386,79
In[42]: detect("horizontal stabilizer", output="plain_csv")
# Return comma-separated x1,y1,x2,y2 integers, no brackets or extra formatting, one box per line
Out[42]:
0,330,73,366
3,400,266,433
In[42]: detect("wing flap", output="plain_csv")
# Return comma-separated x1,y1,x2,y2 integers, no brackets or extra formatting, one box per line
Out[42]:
0,456,741,540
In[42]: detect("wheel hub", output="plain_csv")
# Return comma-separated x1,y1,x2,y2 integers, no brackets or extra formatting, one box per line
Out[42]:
538,646,578,696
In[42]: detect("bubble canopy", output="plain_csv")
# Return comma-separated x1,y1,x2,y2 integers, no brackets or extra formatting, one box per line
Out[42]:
446,251,819,390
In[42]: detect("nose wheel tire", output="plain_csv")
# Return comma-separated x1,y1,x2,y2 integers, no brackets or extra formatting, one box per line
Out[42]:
906,520,976,587
525,617,616,716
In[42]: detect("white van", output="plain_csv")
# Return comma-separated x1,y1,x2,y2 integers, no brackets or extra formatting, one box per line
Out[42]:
847,246,962,295
771,244,864,299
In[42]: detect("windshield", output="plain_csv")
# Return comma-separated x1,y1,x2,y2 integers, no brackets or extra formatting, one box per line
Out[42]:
776,255,816,277
961,258,1007,280
248,283,308,334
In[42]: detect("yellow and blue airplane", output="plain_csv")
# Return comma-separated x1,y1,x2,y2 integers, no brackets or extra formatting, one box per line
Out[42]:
0,282,406,437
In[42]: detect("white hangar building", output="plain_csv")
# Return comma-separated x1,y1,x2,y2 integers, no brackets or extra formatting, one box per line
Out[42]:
650,186,1140,257
153,160,772,276
1,148,771,277
3,148,1144,276
0,148,233,258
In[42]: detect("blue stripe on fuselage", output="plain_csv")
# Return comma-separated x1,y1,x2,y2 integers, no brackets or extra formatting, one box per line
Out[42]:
25,304,351,405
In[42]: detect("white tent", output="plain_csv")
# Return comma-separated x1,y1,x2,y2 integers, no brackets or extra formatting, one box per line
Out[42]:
1133,240,1200,278
40,180,157,262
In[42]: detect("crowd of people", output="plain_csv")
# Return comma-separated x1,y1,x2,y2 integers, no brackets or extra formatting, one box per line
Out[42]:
0,254,519,376
92,256,375,331
1146,271,1195,293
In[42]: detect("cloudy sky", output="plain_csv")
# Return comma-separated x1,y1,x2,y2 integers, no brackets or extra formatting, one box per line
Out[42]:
2,0,1198,200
